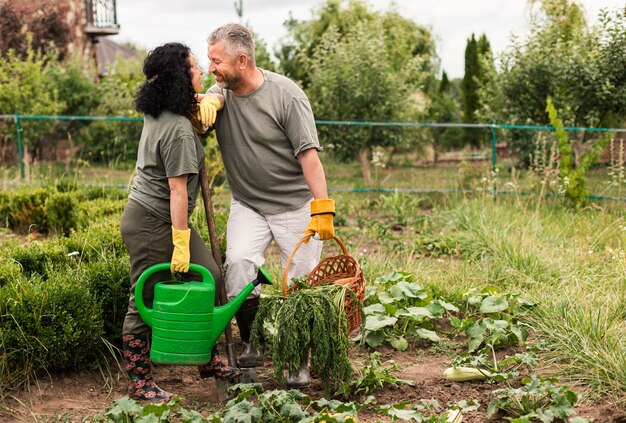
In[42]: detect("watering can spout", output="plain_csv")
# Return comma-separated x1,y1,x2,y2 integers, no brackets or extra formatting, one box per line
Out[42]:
213,267,273,338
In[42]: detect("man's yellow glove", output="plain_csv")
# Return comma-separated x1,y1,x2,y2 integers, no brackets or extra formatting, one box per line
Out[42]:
171,226,191,273
304,198,335,242
198,95,221,127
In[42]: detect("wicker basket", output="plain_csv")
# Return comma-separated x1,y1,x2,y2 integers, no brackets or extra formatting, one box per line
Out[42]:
281,234,365,333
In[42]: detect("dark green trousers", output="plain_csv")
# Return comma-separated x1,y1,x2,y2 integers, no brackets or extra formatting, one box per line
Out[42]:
120,199,223,335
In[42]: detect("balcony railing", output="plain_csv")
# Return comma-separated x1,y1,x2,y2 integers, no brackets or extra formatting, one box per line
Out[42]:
85,0,119,35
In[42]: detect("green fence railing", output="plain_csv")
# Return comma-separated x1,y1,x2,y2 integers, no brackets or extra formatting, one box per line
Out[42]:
2,113,626,200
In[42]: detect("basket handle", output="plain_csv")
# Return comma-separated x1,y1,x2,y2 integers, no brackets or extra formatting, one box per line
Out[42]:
281,234,349,297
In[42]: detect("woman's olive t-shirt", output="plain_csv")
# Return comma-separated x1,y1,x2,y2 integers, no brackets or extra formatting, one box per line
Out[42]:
128,111,205,222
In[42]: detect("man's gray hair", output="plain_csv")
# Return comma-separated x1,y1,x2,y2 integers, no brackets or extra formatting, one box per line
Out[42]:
208,23,255,66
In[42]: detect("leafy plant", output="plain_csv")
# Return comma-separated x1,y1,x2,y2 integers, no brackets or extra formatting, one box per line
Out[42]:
487,376,589,423
208,383,366,423
251,285,353,393
451,347,539,383
358,272,455,349
547,98,610,208
95,396,184,422
340,351,413,397
0,272,103,393
451,286,534,352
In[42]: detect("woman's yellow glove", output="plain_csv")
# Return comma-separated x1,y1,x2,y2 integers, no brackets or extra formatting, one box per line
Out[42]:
198,95,222,127
171,226,191,273
304,199,335,242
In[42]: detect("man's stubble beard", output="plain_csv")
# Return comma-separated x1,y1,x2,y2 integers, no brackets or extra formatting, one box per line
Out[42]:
216,72,244,92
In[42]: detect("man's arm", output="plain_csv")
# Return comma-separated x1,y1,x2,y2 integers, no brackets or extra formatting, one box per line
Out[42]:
298,148,328,199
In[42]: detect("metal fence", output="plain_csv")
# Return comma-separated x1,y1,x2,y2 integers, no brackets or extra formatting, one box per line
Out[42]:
1,112,626,201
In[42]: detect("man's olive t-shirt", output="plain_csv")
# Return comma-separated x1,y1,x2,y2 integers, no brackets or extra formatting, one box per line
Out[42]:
209,69,320,215
128,111,205,222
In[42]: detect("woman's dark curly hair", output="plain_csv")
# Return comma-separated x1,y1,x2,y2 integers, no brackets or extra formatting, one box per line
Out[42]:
135,42,198,118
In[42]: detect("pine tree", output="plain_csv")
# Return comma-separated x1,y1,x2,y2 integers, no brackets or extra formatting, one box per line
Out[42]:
462,33,492,149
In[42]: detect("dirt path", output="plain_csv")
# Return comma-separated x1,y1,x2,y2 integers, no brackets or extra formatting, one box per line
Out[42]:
3,347,624,423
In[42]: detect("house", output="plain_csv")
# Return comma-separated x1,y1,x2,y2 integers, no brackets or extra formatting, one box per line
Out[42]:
0,0,136,75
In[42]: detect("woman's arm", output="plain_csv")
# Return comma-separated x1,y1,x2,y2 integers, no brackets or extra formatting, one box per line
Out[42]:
168,175,189,229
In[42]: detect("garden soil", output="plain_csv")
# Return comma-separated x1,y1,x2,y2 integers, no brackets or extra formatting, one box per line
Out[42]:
3,345,625,423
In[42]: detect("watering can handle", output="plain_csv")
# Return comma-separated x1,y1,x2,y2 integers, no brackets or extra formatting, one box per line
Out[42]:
134,262,213,328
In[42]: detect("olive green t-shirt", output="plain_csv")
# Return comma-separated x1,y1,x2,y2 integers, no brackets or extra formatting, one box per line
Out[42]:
128,111,205,222
209,69,320,215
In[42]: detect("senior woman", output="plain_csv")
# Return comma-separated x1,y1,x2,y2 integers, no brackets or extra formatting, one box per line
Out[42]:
120,42,238,402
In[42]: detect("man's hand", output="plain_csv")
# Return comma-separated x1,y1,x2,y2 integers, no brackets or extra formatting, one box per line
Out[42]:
198,95,222,127
171,226,191,273
304,198,335,242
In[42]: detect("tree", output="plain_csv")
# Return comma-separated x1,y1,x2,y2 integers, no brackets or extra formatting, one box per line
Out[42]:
0,47,64,179
276,0,437,90
479,1,626,164
307,19,426,187
428,71,464,164
462,33,492,149
278,0,437,186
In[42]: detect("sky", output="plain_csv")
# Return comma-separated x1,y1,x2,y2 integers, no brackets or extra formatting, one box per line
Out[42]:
110,0,625,79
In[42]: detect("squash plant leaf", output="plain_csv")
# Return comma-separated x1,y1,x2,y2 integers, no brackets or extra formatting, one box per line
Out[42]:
389,336,409,351
365,314,397,331
480,296,509,314
415,328,441,342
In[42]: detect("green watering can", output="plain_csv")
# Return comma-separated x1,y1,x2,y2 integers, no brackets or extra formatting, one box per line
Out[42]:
135,262,272,365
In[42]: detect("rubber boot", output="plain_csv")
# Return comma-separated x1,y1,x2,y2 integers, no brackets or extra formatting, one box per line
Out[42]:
198,347,242,380
123,333,173,402
285,358,311,389
235,297,264,367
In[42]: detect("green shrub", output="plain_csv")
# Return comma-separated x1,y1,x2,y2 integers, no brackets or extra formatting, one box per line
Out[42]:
8,241,66,278
6,189,48,234
0,274,103,392
82,256,130,344
0,259,21,287
0,189,86,235
61,217,125,263
45,192,82,236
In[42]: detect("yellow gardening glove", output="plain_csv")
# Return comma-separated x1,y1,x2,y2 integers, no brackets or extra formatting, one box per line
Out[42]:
304,199,335,242
198,95,222,127
171,226,191,273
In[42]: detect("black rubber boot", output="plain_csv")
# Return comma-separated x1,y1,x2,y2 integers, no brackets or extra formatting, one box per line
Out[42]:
235,297,264,367
285,358,311,389
123,333,173,402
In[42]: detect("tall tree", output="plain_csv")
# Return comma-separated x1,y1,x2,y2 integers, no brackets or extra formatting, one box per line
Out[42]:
462,33,492,149
276,0,437,89
478,1,625,164
428,71,463,164
307,17,430,187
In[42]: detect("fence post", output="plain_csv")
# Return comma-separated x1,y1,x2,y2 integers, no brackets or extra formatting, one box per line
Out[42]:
491,125,497,201
14,110,25,181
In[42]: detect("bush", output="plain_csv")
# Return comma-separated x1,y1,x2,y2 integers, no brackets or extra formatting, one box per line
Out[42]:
0,274,103,392
8,240,66,278
82,255,130,345
45,192,82,236
4,189,48,234
0,189,85,235
0,259,21,287
61,216,126,263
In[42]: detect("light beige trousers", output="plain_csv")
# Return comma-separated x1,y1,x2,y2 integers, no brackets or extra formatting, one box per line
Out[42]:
224,198,322,299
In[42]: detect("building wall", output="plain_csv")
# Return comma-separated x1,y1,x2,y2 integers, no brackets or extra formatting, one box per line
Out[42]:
0,0,95,60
